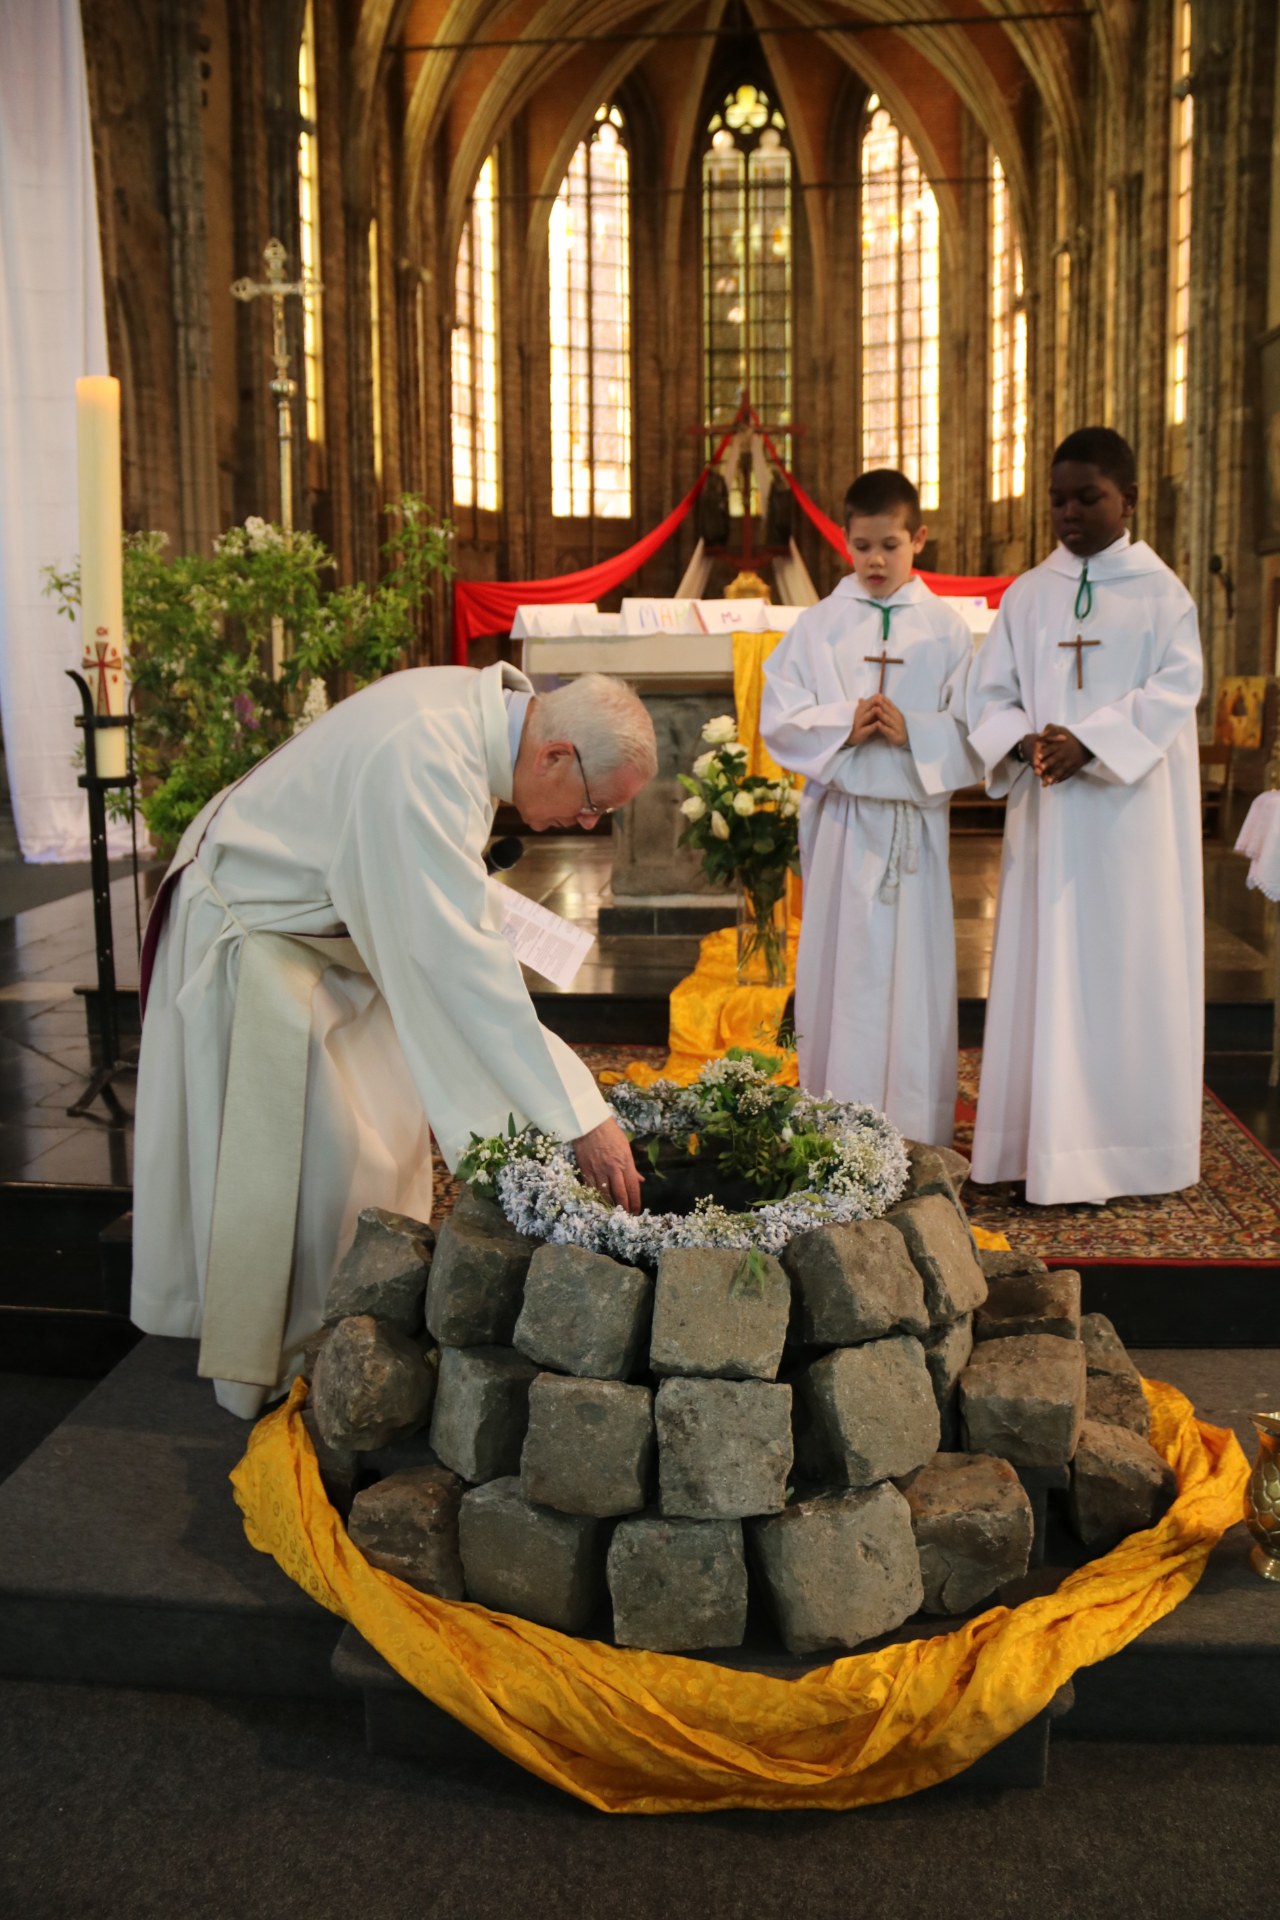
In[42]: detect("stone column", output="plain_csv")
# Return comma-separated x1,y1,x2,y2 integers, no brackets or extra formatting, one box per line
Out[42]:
163,0,220,554
1187,8,1232,700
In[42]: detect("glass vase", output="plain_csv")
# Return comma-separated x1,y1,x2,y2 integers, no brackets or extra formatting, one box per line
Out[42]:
736,886,788,989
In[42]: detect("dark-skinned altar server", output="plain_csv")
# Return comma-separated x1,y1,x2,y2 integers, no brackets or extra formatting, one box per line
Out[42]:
967,427,1204,1206
131,665,654,1417
761,467,980,1147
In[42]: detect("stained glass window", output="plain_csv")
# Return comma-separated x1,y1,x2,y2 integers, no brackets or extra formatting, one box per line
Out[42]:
368,217,383,485
989,153,1027,503
549,106,631,520
1169,0,1193,427
452,155,500,511
702,83,791,474
859,98,940,508
297,0,324,445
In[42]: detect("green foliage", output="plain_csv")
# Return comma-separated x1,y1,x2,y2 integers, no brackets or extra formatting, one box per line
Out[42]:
42,496,454,850
730,1247,771,1298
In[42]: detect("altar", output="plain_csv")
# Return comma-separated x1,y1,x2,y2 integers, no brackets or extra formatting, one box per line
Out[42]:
514,597,805,930
513,592,996,932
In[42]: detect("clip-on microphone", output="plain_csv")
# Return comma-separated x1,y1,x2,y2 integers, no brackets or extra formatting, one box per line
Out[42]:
484,835,526,876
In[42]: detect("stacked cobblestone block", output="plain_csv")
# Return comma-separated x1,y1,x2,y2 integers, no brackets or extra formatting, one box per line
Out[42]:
314,1184,1165,1661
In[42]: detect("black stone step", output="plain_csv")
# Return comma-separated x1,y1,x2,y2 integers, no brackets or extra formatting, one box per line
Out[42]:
5,1191,1280,1367
1060,1348,1280,1742
0,1306,140,1377
330,1627,1073,1791
0,1338,1274,1771
0,1336,342,1696
76,983,1277,1053
1070,1268,1280,1349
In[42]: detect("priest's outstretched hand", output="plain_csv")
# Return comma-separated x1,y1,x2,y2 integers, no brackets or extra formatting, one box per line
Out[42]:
1035,725,1091,785
573,1115,645,1212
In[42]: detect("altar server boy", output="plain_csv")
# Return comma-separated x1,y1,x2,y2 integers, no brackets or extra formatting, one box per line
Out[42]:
967,427,1203,1205
761,468,979,1145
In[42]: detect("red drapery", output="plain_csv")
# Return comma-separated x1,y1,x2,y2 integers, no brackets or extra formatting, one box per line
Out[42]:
451,424,1014,661
452,437,732,662
784,474,1014,610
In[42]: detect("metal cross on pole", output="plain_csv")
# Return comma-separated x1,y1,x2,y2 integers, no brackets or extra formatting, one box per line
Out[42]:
231,238,322,674
687,390,803,572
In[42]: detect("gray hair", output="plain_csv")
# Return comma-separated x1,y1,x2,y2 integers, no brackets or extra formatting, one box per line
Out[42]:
528,675,657,783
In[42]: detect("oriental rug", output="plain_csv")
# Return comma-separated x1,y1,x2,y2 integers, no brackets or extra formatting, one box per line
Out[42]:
952,1049,1280,1267
430,1042,1280,1268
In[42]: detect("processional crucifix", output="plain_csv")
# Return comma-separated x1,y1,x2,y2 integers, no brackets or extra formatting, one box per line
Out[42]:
688,389,803,576
231,238,323,675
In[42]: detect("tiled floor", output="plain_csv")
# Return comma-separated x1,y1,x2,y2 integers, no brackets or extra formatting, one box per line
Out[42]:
0,833,1272,1188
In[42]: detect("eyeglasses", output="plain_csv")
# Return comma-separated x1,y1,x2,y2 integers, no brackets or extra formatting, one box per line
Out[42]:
573,744,613,822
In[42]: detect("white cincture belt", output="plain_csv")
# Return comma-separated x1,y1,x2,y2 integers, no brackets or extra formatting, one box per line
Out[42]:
192,861,368,1388
879,802,921,904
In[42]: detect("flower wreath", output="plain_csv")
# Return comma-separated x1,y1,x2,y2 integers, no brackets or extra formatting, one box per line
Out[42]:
458,1054,909,1265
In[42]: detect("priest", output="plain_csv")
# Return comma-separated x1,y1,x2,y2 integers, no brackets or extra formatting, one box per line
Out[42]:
131,663,656,1416
966,427,1204,1205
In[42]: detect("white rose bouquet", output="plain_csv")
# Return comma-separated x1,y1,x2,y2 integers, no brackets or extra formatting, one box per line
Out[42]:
677,715,801,985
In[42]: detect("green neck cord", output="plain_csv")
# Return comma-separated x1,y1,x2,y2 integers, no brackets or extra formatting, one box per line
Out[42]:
1074,565,1092,622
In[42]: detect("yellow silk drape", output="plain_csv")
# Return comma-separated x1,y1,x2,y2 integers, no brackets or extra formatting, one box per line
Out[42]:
733,629,804,925
231,1377,1247,1814
732,631,790,783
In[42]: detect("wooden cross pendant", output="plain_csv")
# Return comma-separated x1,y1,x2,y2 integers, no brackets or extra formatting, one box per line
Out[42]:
864,650,905,695
1059,634,1101,690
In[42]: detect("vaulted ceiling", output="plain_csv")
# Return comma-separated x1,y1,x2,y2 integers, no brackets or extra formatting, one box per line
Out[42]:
346,0,1127,264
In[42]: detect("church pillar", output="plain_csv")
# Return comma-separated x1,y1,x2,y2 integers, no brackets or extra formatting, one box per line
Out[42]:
1186,5,1233,699
162,0,221,554
955,114,987,577
1133,3,1176,569
1207,0,1277,678
227,0,273,531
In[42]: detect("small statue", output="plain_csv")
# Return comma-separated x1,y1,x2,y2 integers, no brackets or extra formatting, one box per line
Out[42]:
725,569,771,603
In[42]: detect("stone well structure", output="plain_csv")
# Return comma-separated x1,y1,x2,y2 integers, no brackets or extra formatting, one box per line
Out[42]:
305,1158,1174,1659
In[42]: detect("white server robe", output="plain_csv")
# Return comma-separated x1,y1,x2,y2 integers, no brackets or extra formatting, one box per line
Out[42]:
760,576,979,1145
966,534,1204,1204
131,663,609,1414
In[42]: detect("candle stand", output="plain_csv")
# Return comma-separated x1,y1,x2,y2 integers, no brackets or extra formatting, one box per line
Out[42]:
65,669,143,1120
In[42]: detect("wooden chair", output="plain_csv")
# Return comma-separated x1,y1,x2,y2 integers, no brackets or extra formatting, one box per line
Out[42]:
1199,743,1235,841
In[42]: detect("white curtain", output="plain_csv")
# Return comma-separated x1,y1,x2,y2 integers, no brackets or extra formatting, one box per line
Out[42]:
0,0,115,860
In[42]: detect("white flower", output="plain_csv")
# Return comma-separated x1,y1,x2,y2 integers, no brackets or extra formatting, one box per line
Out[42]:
701,715,738,746
292,676,330,735
692,750,717,779
680,794,707,821
732,791,756,817
781,789,801,817
781,1124,793,1143
709,809,731,840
